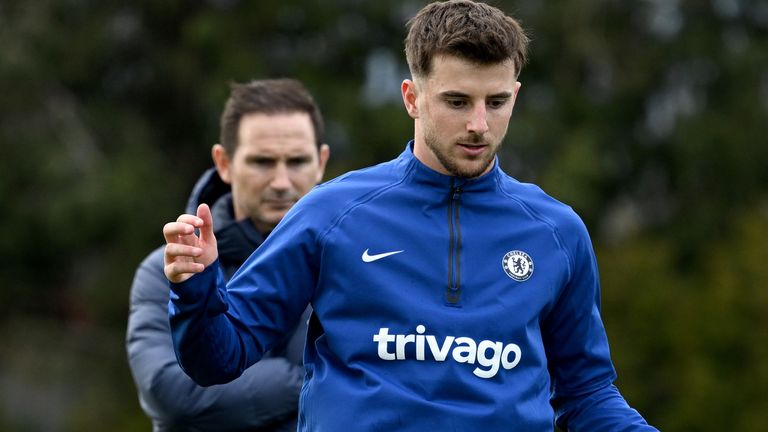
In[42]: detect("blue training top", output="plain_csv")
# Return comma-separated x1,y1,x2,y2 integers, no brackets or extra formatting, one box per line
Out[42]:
170,143,657,431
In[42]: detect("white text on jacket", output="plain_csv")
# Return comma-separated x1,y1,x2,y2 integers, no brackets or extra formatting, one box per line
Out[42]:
372,325,521,379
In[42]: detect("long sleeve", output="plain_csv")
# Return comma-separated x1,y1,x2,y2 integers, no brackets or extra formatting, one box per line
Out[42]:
543,220,658,432
169,200,320,388
126,247,303,431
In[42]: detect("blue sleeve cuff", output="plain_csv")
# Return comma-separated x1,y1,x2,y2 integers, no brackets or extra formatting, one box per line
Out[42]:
169,259,221,306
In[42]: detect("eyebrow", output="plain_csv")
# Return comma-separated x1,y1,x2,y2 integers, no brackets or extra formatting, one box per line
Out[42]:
440,91,514,99
245,153,313,161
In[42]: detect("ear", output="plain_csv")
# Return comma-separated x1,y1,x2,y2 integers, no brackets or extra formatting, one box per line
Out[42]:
315,144,330,183
509,81,523,114
211,144,232,184
401,79,419,119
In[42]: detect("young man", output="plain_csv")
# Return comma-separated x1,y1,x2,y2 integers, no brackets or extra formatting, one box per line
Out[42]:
163,1,658,430
127,78,329,431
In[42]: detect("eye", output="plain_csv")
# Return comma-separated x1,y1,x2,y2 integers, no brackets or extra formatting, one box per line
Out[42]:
487,98,508,109
287,157,312,168
445,98,467,109
247,157,276,168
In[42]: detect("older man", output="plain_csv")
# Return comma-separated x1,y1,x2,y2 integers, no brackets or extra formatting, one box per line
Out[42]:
127,78,329,431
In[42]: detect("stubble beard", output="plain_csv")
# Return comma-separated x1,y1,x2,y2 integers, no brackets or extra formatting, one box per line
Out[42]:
423,127,500,179
243,189,298,233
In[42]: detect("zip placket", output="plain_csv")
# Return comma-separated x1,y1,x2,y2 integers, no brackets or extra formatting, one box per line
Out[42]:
446,180,463,305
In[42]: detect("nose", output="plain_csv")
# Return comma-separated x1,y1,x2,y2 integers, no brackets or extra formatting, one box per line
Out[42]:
467,104,489,135
270,162,292,191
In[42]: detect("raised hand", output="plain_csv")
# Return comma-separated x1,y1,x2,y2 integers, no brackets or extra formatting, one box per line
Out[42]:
163,203,219,283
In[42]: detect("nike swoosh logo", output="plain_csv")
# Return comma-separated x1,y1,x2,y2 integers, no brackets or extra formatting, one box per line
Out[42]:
362,248,404,263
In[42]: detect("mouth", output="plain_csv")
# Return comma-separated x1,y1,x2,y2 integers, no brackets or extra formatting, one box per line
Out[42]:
263,199,296,208
457,142,488,156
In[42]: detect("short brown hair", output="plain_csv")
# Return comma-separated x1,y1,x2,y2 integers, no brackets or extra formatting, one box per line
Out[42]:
404,0,529,78
219,78,325,155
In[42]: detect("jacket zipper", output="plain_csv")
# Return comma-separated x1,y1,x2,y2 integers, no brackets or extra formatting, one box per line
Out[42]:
446,180,462,305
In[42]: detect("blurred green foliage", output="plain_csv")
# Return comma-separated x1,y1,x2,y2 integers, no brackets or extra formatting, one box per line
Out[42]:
0,0,766,430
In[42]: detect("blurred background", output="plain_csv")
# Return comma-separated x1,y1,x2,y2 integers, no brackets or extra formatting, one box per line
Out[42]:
1,0,766,430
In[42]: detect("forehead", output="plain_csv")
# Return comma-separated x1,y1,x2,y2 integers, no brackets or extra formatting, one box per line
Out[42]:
422,55,517,95
236,112,316,155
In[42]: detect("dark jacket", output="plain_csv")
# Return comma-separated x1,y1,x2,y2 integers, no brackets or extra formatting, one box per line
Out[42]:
127,168,308,431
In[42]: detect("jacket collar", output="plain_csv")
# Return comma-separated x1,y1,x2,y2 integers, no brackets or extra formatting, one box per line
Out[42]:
399,140,500,192
185,168,266,274
211,193,265,272
185,167,229,214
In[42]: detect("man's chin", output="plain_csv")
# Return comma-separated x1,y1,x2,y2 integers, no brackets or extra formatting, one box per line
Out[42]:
254,208,287,225
452,157,494,178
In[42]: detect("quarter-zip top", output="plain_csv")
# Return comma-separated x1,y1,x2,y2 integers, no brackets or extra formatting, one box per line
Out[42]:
169,143,645,431
446,179,463,305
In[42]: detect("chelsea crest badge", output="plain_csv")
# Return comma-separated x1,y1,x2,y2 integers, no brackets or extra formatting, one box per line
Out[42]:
502,250,534,281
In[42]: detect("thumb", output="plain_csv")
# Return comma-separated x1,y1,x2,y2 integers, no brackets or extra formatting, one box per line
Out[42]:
197,203,215,243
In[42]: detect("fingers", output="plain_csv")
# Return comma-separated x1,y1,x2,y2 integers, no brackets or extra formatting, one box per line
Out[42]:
162,215,202,244
164,260,205,283
196,204,216,244
161,206,218,283
165,243,203,259
197,203,212,225
163,243,205,283
163,221,191,239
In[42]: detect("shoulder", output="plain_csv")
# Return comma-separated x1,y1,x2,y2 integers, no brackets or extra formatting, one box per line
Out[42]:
313,158,405,201
496,173,596,282
284,158,407,228
496,172,591,243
